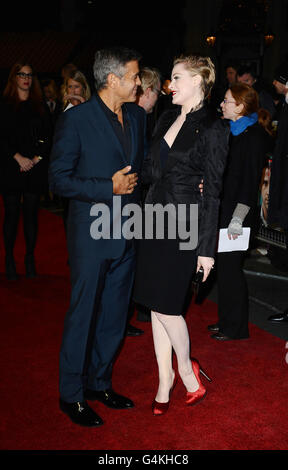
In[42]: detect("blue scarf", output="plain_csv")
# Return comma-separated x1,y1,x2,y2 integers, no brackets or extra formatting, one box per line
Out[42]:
229,112,258,136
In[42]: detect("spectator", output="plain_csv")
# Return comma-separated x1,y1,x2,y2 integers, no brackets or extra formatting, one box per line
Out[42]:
0,61,52,279
208,83,273,341
42,78,62,125
61,69,91,112
237,65,276,118
267,62,288,323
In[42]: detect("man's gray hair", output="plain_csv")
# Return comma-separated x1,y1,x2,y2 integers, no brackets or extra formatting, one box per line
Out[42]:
93,46,142,91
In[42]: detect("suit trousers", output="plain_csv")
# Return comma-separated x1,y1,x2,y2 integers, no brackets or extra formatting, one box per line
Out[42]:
59,240,136,403
217,250,250,339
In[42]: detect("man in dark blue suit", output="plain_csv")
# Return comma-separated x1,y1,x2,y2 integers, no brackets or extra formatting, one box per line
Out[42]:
49,47,146,427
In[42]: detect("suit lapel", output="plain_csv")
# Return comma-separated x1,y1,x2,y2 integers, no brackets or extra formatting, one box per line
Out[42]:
88,95,128,166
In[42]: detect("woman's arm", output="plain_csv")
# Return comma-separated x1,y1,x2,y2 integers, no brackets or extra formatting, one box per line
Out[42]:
197,120,230,258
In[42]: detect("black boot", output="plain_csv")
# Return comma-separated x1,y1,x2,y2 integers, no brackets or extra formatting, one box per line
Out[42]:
5,255,19,281
25,254,37,278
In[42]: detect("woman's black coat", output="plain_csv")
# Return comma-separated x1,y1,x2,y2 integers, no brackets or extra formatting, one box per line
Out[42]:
219,122,271,235
0,98,52,193
141,105,230,257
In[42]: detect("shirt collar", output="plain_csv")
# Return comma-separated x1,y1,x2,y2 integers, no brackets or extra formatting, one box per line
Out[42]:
95,92,128,121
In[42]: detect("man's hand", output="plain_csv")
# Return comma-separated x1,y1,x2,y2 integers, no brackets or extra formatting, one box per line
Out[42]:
112,166,138,194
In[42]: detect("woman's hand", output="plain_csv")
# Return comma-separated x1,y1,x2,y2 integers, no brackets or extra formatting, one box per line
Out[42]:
14,153,34,172
64,94,86,104
196,256,215,282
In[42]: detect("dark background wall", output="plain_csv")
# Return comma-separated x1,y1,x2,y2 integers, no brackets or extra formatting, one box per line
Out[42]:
0,0,287,89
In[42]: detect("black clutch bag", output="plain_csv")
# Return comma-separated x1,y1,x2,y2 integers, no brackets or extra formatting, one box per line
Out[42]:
191,267,204,294
193,267,204,283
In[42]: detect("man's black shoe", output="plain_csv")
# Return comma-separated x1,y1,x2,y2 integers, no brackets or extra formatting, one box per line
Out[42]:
126,323,144,336
211,332,231,341
267,311,288,323
85,389,134,409
207,323,220,332
59,399,103,427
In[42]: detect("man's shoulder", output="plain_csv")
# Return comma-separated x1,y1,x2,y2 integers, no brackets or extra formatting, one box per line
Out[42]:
125,102,146,119
70,97,95,114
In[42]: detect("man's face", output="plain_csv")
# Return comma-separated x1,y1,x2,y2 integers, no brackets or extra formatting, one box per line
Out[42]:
139,80,161,113
226,67,237,85
116,60,141,103
261,168,270,211
162,79,171,95
237,73,255,87
273,79,287,95
43,86,53,100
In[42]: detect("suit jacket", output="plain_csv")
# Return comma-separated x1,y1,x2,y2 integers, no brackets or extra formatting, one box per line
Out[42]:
141,105,229,257
49,94,146,259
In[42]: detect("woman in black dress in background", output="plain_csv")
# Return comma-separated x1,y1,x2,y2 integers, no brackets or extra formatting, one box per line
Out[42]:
0,61,52,279
133,55,229,415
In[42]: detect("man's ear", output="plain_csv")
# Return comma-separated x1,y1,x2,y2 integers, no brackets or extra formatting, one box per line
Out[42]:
107,73,119,88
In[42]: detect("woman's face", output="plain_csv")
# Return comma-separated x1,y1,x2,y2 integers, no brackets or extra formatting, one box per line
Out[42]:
67,78,84,96
16,65,33,93
220,89,243,121
169,63,201,107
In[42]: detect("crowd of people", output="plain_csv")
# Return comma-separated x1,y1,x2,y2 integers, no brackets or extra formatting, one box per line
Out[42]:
0,47,287,427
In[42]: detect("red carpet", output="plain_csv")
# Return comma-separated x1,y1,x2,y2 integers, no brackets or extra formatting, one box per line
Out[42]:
0,205,288,451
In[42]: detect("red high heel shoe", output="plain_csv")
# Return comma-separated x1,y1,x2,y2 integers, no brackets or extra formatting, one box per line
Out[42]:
152,375,178,416
185,359,211,406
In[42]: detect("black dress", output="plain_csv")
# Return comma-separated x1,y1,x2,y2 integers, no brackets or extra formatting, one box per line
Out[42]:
0,98,52,194
133,106,229,315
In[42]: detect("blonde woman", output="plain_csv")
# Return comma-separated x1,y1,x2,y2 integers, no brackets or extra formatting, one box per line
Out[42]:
133,55,229,415
62,70,91,112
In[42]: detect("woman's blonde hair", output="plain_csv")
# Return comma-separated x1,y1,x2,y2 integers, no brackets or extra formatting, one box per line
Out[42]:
61,70,91,109
173,55,216,99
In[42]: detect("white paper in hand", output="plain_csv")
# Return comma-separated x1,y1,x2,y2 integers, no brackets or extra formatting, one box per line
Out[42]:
217,227,251,253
